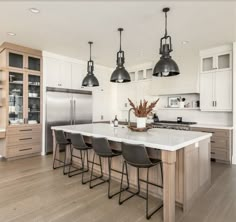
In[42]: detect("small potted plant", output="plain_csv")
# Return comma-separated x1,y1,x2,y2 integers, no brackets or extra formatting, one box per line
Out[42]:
177,97,186,108
128,98,159,128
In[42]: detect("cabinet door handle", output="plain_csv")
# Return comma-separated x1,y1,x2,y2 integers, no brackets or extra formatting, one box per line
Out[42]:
212,101,215,107
20,129,32,132
211,141,215,143
19,148,32,151
211,151,215,154
202,131,215,134
19,138,32,141
215,101,217,107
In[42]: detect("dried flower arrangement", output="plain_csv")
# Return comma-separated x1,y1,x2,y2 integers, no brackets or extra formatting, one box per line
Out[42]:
128,98,159,117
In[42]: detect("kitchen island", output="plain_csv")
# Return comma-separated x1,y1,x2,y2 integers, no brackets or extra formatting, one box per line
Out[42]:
52,123,212,222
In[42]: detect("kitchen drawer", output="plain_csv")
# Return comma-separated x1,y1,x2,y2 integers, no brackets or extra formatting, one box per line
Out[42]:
7,133,41,146
191,127,229,138
211,137,229,150
211,148,229,161
6,144,41,158
0,131,5,138
7,125,42,135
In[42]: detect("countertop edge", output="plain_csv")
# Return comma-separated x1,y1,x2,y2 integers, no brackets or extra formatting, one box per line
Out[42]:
52,125,212,152
190,124,233,130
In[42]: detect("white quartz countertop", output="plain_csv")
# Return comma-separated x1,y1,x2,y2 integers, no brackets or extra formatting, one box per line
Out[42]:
0,128,6,132
190,124,233,130
52,123,212,151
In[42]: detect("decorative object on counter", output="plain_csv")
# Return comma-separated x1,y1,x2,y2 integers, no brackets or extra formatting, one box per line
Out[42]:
128,125,152,132
153,7,180,77
110,28,131,83
168,96,181,108
113,115,119,127
177,97,185,108
82,41,99,87
128,98,159,128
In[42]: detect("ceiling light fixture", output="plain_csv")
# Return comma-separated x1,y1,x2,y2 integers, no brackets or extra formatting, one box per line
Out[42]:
110,28,130,83
82,41,99,87
153,7,180,77
29,8,40,14
7,32,16,36
182,40,189,45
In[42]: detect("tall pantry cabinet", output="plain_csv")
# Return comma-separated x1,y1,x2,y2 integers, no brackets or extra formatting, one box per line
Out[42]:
200,45,232,112
0,42,42,159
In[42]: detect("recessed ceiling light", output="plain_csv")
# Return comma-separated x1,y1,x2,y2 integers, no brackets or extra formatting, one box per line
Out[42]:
182,41,189,45
29,8,40,14
7,32,16,36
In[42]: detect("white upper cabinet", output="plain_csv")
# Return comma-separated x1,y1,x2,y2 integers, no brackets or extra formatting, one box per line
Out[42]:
71,62,86,90
44,57,61,88
200,45,232,73
200,45,232,112
60,61,72,89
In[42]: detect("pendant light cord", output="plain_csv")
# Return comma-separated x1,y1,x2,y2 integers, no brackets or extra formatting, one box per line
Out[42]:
165,11,168,38
88,41,93,61
119,29,122,51
118,28,123,52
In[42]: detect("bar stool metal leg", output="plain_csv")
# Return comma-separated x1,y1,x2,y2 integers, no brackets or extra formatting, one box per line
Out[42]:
89,152,108,189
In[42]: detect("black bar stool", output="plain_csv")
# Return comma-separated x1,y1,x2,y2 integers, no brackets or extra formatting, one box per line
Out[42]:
89,137,128,199
119,142,163,220
53,130,72,175
68,133,92,184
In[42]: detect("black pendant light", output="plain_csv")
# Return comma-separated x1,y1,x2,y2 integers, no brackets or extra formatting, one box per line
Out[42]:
110,28,131,83
153,8,180,77
82,41,99,87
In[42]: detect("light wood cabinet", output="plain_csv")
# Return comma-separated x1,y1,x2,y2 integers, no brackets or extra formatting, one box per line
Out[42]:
191,127,232,163
200,45,232,112
0,42,42,159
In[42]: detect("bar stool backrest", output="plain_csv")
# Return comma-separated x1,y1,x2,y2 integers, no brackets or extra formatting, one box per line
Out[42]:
121,142,152,166
92,137,113,156
54,130,68,145
70,133,87,149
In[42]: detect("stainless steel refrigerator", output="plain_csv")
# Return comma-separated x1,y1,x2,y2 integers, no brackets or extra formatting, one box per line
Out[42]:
45,87,92,154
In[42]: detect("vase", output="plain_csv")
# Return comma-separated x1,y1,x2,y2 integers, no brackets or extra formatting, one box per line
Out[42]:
136,117,147,128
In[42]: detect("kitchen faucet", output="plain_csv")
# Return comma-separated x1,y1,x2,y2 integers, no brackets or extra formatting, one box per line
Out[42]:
128,108,134,127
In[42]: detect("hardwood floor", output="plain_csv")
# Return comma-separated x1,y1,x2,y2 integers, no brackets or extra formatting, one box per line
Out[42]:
0,155,235,222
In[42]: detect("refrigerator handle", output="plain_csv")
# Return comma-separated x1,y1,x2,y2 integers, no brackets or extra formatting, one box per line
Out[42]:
74,100,76,125
70,99,73,125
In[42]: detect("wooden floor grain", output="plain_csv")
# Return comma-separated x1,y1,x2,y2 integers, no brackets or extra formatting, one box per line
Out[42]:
0,155,235,222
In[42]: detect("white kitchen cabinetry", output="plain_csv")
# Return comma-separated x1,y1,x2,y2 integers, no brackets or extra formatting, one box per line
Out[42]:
71,62,86,90
200,45,232,112
201,50,232,73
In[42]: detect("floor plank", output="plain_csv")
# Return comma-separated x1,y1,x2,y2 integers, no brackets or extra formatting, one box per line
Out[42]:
0,155,235,222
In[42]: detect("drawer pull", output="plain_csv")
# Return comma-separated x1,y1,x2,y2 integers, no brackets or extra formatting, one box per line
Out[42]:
19,138,32,141
202,131,215,134
211,152,215,154
20,129,32,132
211,141,215,143
19,148,32,151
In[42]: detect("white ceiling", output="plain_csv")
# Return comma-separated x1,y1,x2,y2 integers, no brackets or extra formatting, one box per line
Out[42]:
0,1,235,67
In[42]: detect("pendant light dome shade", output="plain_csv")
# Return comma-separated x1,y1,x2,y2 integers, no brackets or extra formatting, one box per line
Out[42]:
110,28,130,83
153,8,180,77
82,42,99,87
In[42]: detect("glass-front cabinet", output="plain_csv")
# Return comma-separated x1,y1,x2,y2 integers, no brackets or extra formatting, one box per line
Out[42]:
8,72,24,125
7,50,41,73
28,74,41,124
201,50,232,73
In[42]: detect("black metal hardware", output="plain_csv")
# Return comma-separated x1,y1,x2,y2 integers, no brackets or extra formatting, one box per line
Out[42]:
153,7,180,77
19,148,32,151
82,42,99,87
20,129,32,132
19,137,32,140
110,28,131,83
